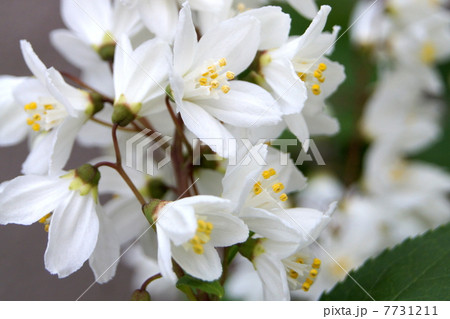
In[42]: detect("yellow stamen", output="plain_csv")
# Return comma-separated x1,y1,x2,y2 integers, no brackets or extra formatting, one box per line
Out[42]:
32,123,40,131
221,85,230,94
310,269,318,278
311,84,321,95
312,258,321,269
272,183,284,193
208,65,216,73
210,73,218,79
314,70,322,79
305,278,314,285
218,58,227,67
296,258,304,264
318,63,327,71
197,220,207,232
44,224,50,232
205,222,214,233
289,269,298,279
211,80,219,89
318,76,325,83
193,244,204,254
297,72,306,81
302,282,311,292
25,102,37,110
199,77,208,86
279,193,288,202
190,235,201,245
26,118,34,125
253,183,262,195
38,213,52,224
33,114,41,121
226,71,235,80
44,104,54,110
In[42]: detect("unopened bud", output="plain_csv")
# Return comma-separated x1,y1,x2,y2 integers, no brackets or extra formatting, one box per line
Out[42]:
131,289,151,301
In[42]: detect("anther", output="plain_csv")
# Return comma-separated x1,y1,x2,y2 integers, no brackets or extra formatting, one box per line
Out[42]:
221,85,230,94
318,63,327,71
33,114,41,121
226,71,235,80
272,183,284,193
296,258,304,264
32,123,40,131
211,80,219,89
199,77,208,86
279,193,288,201
311,84,321,95
302,282,311,292
218,58,227,67
312,258,321,269
310,269,318,278
193,244,204,254
289,269,299,279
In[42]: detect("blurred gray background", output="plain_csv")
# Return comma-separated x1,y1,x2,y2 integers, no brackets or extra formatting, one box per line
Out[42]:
0,0,132,300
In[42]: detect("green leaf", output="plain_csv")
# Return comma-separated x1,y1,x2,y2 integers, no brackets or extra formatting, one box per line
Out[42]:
176,275,225,299
320,223,450,301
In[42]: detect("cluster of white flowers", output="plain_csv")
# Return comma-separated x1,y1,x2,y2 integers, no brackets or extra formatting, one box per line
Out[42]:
294,0,450,299
0,0,346,300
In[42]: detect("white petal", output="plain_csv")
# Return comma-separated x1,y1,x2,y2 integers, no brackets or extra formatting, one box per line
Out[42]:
241,6,291,50
0,75,28,146
263,58,307,115
61,0,112,45
179,100,235,158
203,210,249,247
50,29,102,69
241,207,301,244
45,192,99,278
46,68,90,116
254,254,290,300
173,2,198,76
20,40,47,83
139,0,178,42
22,130,57,175
194,15,260,74
288,0,318,20
284,112,310,147
197,80,282,127
89,206,120,284
156,201,197,246
172,243,222,281
280,203,336,250
0,175,68,225
157,226,177,282
49,116,87,175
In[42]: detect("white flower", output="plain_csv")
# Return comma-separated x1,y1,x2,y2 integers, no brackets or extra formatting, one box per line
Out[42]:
51,0,141,95
154,195,248,281
170,3,282,157
11,41,96,175
0,165,118,281
112,36,171,125
222,144,335,299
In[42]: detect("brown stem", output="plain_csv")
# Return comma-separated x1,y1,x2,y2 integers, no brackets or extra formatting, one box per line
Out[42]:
90,117,138,132
165,95,193,156
140,273,162,291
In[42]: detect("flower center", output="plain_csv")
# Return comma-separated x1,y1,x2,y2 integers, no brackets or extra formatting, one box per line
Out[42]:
297,62,327,96
248,168,289,209
24,99,67,132
187,58,234,100
188,219,214,255
283,254,321,292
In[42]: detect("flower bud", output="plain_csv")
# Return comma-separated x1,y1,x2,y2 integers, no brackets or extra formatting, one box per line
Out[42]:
131,289,151,301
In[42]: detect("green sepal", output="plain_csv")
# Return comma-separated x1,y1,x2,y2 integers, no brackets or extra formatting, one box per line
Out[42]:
142,199,165,225
238,232,258,262
112,103,136,127
97,42,116,62
86,92,105,116
75,164,101,187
